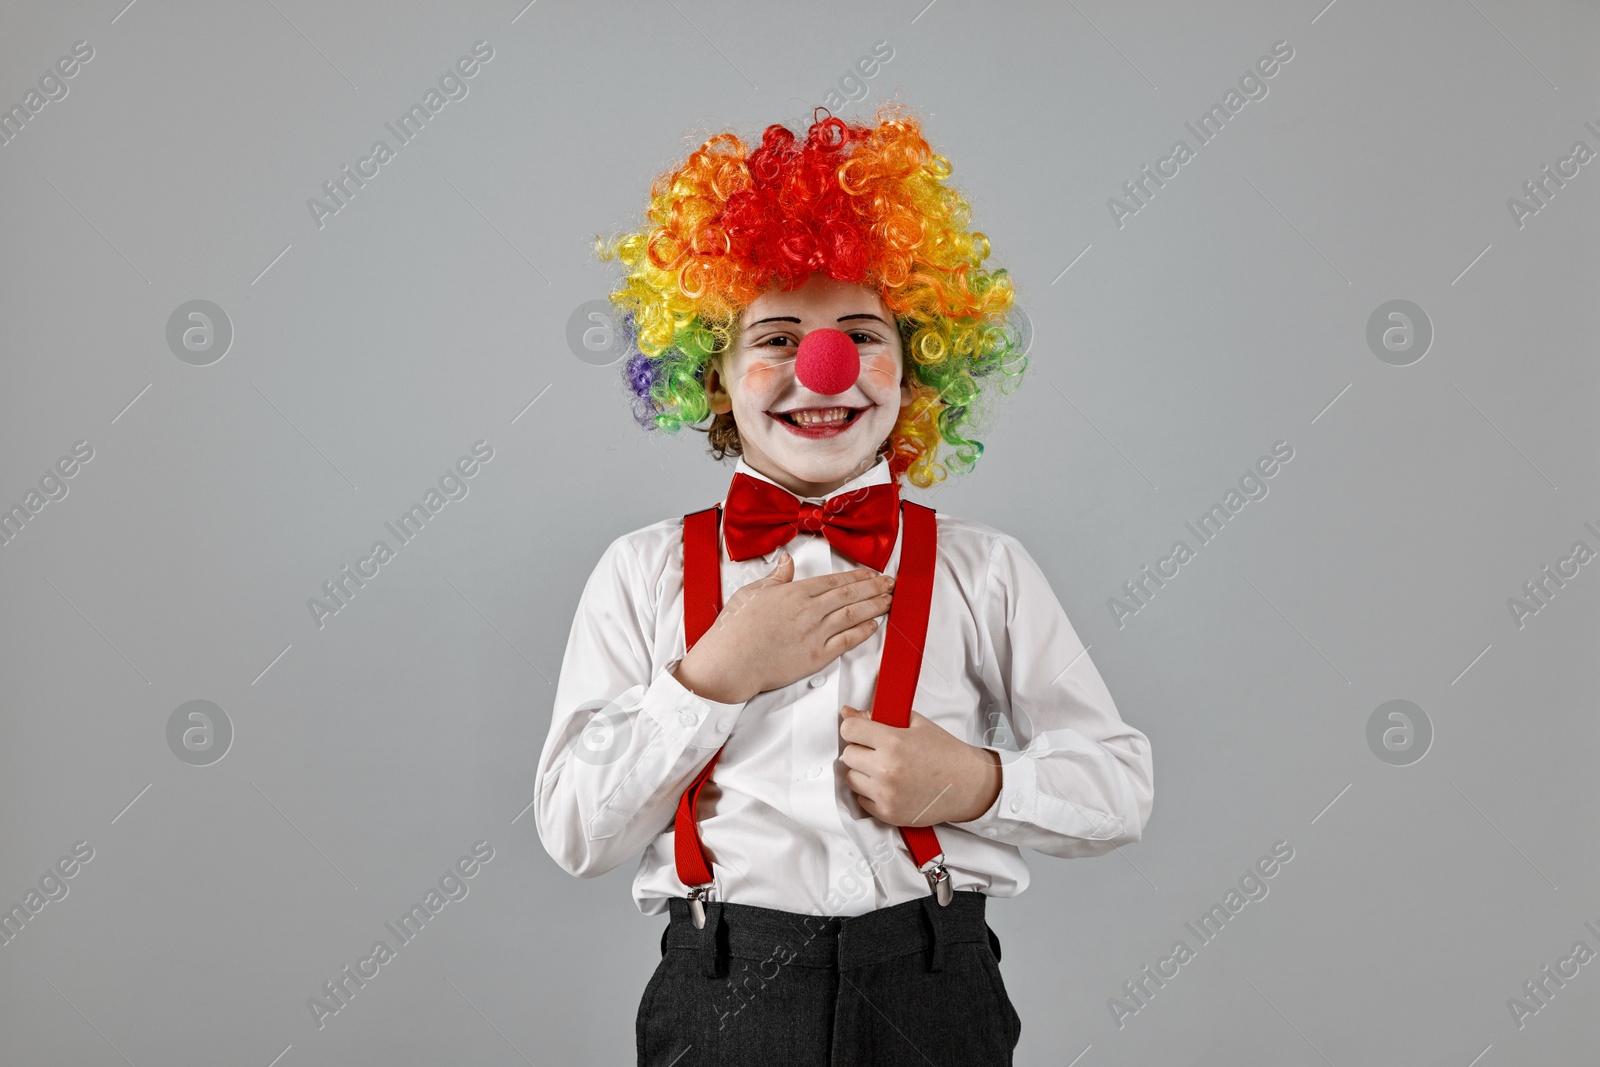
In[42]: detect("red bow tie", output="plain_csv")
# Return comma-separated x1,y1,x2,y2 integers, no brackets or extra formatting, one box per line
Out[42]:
722,472,901,572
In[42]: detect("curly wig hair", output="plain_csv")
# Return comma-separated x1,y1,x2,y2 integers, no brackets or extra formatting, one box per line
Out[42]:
593,101,1028,489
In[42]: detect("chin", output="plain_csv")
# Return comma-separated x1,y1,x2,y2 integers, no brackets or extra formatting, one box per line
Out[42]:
757,439,880,481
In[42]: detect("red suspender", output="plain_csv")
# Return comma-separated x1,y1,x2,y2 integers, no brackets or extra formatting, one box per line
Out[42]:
672,506,724,898
872,502,948,897
672,500,950,926
681,506,723,645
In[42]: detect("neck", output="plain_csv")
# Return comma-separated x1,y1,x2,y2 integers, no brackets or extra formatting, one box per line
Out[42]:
744,453,885,499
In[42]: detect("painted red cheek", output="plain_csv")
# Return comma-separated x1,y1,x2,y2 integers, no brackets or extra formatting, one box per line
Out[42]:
743,363,786,389
858,352,901,382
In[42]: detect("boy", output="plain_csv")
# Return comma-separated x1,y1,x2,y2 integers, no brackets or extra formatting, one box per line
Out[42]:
535,105,1154,1065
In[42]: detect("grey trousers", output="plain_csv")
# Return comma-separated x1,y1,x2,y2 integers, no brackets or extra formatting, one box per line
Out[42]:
636,890,1021,1066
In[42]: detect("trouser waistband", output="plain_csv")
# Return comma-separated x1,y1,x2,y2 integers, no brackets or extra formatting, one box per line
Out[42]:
662,891,992,978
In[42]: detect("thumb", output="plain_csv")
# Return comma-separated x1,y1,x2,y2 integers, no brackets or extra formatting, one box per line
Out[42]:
767,549,793,580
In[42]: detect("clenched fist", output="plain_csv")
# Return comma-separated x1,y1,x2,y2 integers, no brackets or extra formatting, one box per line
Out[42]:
838,705,1002,826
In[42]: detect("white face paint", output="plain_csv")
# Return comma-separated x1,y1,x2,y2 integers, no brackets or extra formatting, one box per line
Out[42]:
707,272,913,498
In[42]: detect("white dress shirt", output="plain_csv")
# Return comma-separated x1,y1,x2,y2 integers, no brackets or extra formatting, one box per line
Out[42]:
534,455,1154,917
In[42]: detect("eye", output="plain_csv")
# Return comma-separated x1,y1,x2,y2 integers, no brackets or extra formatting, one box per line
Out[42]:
752,331,881,350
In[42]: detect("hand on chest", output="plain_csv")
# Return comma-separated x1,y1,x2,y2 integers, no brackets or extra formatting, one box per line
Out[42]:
722,524,979,726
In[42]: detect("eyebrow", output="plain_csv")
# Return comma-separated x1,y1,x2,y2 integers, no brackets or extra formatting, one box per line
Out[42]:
746,313,892,328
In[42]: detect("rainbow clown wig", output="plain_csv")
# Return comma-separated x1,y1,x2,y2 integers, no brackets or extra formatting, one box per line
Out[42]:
593,102,1028,490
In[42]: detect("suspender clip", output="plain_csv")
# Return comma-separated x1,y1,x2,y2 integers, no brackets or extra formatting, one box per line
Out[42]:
919,855,953,907
687,884,714,929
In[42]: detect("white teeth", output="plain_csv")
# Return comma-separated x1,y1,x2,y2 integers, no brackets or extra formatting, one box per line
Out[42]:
788,407,852,425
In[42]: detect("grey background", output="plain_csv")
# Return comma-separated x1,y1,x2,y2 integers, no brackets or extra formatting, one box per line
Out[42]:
1,1,1596,1064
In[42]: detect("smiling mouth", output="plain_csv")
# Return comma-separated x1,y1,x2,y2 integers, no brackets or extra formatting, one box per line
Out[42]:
768,406,865,428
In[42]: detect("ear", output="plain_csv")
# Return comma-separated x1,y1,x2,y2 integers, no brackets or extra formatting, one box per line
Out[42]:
898,360,917,411
705,356,733,415
895,342,916,411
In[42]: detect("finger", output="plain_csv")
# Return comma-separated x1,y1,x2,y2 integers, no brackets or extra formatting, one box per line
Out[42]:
822,594,896,634
844,700,883,726
817,573,895,607
837,745,866,773
839,711,879,749
820,594,895,641
838,743,883,776
841,704,883,729
843,767,876,798
757,553,793,584
840,741,890,780
822,617,881,658
802,567,885,597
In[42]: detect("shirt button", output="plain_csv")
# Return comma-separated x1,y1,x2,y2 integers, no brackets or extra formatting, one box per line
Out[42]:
715,720,729,734
985,827,999,837
1008,796,1022,813
806,765,822,778
679,711,697,727
808,674,827,688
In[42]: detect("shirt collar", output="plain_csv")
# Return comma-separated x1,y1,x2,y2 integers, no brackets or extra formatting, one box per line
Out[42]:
726,455,893,507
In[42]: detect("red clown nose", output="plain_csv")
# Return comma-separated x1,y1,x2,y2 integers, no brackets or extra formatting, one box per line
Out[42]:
793,328,860,396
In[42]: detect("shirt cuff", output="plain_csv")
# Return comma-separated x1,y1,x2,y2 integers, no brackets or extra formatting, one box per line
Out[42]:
641,658,747,748
947,749,1038,839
